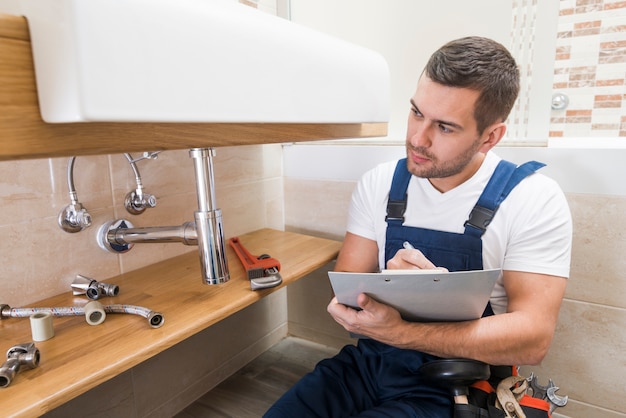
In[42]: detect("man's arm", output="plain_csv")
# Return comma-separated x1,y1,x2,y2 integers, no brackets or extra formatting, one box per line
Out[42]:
329,235,567,365
334,232,380,273
399,270,566,365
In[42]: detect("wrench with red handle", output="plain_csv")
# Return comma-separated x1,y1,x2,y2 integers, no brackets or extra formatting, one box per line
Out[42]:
228,237,282,290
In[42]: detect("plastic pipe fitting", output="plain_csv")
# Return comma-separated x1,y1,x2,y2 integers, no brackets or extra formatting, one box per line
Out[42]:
84,301,106,325
30,312,55,341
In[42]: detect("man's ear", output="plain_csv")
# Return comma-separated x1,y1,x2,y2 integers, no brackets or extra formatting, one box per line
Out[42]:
479,122,507,152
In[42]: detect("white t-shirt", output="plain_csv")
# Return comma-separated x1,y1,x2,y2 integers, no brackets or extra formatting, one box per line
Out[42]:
346,151,572,314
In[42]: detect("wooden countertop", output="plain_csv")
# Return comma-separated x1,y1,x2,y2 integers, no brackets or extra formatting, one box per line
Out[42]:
0,13,387,162
0,228,341,417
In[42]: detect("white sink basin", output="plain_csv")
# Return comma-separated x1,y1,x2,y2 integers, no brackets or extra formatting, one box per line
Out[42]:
1,0,389,124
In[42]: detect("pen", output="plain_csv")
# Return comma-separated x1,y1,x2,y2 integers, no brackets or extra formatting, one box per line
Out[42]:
403,241,415,250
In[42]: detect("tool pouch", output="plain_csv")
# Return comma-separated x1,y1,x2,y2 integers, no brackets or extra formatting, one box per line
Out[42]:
465,390,552,418
465,368,552,418
518,395,552,418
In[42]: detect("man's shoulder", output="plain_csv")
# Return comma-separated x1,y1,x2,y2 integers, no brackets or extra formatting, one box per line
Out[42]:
502,170,569,220
488,154,563,195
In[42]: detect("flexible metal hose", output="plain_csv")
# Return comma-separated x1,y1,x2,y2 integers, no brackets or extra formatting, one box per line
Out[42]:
0,303,163,328
66,156,78,203
103,304,164,328
5,306,84,318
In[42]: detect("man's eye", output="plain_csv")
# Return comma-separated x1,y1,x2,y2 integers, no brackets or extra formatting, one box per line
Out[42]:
439,124,452,133
411,108,422,117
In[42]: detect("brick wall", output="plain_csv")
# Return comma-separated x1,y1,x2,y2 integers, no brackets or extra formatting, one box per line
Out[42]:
551,0,626,137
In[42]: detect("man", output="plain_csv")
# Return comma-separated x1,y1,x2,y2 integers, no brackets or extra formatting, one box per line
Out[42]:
265,36,572,417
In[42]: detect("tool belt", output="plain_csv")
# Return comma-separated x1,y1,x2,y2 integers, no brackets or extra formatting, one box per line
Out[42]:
462,366,559,418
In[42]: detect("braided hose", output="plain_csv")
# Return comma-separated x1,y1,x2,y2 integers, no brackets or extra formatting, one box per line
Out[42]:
0,303,163,328
5,306,84,318
103,304,164,328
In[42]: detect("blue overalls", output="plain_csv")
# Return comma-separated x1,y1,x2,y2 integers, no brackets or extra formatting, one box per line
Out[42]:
264,158,544,418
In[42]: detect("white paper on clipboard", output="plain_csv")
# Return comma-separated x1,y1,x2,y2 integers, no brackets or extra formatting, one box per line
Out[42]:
328,269,500,322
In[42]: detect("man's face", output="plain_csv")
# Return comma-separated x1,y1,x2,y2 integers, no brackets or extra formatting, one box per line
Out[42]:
405,75,487,191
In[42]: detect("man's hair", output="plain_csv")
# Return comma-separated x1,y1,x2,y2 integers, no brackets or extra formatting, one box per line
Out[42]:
424,36,520,134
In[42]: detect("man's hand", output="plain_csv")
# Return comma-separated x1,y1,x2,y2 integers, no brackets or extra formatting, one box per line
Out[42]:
386,247,448,271
327,293,404,343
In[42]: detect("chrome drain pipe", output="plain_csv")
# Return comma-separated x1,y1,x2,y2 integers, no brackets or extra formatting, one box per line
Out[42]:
97,148,230,285
98,221,198,253
190,148,229,285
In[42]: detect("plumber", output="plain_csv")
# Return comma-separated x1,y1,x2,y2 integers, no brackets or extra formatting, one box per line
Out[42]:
265,36,572,417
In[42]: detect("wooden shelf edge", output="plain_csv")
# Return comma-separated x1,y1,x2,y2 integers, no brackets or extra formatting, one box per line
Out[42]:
0,13,29,41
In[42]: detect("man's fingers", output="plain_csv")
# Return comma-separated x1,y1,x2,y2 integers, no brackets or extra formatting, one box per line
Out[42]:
403,248,437,269
357,293,372,309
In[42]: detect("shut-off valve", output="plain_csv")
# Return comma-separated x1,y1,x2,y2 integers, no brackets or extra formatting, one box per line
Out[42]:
0,342,40,388
71,275,120,300
58,157,92,233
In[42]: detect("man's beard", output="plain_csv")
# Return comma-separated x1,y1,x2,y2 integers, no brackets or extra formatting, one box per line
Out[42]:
406,139,482,179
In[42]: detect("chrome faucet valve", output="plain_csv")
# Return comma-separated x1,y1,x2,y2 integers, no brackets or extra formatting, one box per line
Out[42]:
0,342,40,388
124,189,157,215
58,201,92,233
123,152,159,215
58,157,92,233
71,275,120,300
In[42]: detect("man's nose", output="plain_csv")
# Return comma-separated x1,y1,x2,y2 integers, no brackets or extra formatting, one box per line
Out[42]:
408,121,430,148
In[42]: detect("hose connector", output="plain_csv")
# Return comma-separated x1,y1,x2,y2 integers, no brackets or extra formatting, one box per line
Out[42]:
146,310,164,328
0,342,40,388
71,275,120,300
0,304,10,319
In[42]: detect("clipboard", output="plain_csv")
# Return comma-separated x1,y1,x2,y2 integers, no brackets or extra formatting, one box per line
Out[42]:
328,269,500,322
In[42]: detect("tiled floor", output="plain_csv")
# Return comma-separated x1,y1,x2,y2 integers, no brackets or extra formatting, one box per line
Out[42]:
174,337,338,418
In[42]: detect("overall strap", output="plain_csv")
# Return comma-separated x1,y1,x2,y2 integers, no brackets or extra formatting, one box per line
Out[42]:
464,160,545,237
385,158,411,226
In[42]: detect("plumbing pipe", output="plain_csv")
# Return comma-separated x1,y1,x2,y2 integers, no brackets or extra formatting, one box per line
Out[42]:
190,148,229,285
0,343,40,388
98,148,230,285
101,221,198,249
0,303,163,328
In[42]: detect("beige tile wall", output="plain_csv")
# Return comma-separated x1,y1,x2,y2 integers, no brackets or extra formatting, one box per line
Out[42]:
0,144,283,307
0,143,287,416
284,178,626,418
521,193,626,418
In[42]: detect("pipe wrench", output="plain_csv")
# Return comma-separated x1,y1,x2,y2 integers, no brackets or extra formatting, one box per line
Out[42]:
496,375,528,418
228,237,282,290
